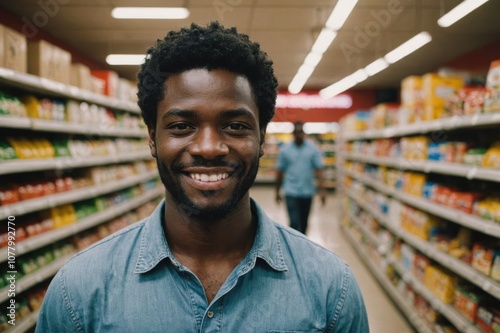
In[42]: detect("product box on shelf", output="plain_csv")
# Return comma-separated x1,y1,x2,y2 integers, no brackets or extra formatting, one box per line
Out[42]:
91,70,119,97
477,305,500,333
0,24,27,73
422,73,464,120
471,243,496,276
70,63,93,91
423,265,456,303
401,75,424,123
485,59,500,113
28,39,72,84
454,285,484,323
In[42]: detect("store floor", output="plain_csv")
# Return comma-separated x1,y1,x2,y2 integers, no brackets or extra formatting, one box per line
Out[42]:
249,185,416,333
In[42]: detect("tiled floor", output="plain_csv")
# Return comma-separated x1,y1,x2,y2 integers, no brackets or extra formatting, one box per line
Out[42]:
249,185,416,333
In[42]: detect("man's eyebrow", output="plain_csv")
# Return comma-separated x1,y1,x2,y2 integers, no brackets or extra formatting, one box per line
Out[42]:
161,109,198,120
218,108,256,120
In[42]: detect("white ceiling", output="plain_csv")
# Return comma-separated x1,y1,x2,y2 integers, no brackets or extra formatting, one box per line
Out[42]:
2,0,500,91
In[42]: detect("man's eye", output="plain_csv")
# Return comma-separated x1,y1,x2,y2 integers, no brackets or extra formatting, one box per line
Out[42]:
226,123,249,131
166,123,194,133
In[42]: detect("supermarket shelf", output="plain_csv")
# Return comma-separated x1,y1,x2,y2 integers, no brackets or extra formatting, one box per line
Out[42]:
0,253,75,303
0,170,159,219
390,257,482,333
341,224,433,333
348,212,382,248
346,188,500,300
345,169,500,238
342,112,500,141
0,66,140,114
344,152,500,183
0,150,152,175
31,117,148,138
3,308,40,333
0,186,164,262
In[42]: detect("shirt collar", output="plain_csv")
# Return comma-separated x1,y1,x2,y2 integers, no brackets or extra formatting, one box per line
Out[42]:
134,198,288,274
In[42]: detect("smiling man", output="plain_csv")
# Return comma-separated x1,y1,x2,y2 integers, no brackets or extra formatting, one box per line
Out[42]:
35,22,370,333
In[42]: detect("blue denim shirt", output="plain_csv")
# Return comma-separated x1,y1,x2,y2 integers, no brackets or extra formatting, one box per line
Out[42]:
276,140,324,197
35,199,369,333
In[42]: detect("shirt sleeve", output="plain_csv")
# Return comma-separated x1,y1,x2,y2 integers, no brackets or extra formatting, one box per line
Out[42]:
35,268,83,333
328,263,370,333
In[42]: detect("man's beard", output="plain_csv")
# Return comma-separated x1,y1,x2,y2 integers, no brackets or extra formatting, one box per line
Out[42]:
156,156,259,223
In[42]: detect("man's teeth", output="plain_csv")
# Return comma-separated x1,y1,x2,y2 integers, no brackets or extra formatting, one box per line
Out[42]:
190,173,229,182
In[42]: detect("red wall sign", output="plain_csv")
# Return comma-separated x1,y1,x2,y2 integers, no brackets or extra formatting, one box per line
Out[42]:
272,89,377,123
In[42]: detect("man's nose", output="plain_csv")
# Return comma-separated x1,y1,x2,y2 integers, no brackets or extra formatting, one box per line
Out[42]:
188,127,229,159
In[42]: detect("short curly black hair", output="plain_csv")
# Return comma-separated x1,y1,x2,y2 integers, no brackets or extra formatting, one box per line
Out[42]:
137,21,278,129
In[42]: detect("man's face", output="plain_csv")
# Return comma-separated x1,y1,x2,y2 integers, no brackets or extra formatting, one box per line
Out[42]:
293,124,305,145
149,69,264,222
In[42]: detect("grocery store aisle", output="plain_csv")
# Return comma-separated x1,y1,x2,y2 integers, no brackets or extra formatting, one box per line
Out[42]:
249,185,416,333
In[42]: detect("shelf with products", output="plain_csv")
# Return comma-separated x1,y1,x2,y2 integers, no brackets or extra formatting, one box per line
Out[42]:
343,192,495,333
338,64,500,333
0,66,139,114
0,196,162,332
340,222,434,333
345,187,500,300
0,186,163,262
343,168,500,237
4,309,40,333
0,63,162,332
0,168,159,219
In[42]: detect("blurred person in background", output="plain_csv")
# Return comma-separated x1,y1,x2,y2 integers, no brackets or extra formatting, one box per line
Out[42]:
275,121,327,234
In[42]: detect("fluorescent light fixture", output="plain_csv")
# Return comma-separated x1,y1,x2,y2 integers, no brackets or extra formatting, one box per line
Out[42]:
311,29,337,54
384,32,432,64
304,53,323,67
106,54,146,65
325,0,358,30
111,7,189,19
438,0,489,27
288,65,315,94
320,69,368,99
364,58,389,76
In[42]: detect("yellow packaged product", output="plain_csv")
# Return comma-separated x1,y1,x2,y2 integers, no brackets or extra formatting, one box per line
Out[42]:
422,73,464,120
403,172,426,197
423,265,456,303
32,138,55,158
22,95,44,119
401,136,428,161
6,137,39,159
482,142,500,168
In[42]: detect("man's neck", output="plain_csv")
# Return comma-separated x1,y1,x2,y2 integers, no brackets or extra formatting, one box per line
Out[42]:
163,197,256,262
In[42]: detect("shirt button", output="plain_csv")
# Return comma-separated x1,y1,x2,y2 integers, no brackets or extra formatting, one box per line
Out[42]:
207,311,214,318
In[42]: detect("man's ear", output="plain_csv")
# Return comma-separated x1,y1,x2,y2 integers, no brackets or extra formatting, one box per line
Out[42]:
259,128,266,157
147,126,157,158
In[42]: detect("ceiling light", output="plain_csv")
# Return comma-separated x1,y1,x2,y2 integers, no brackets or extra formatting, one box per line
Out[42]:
384,32,432,64
288,65,315,94
320,69,368,99
311,29,337,54
111,7,189,19
304,53,323,67
364,58,389,76
106,54,146,65
325,0,359,31
438,0,489,27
